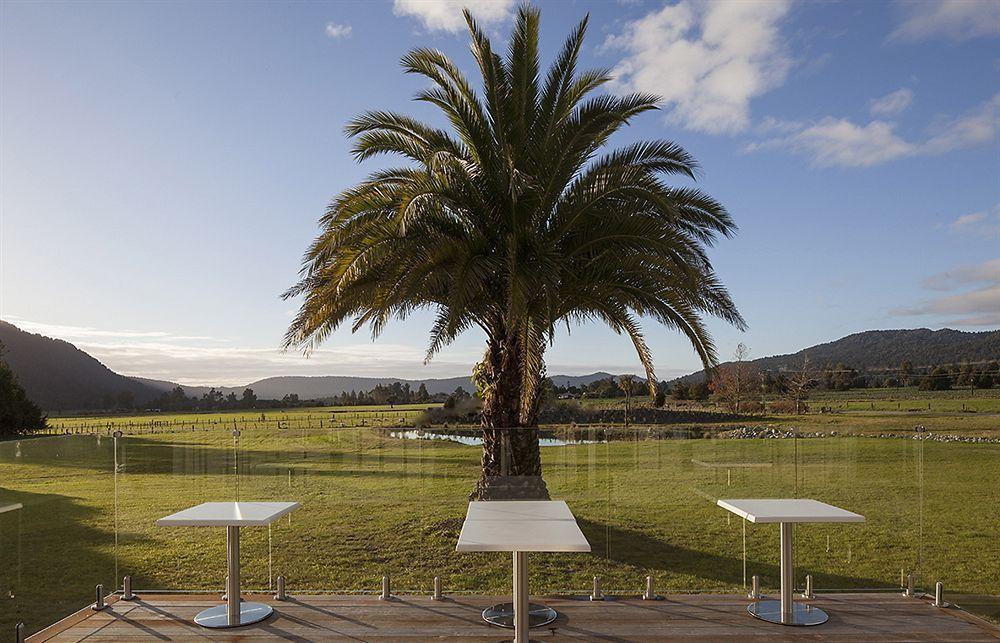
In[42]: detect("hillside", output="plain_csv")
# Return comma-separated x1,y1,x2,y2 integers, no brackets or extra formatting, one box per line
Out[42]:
672,328,1000,384
0,320,161,410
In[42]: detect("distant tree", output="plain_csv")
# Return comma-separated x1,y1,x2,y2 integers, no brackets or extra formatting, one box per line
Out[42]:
416,383,430,403
919,366,952,391
784,356,816,415
671,382,690,401
899,360,914,387
709,343,761,413
0,355,46,436
618,374,636,428
241,388,258,408
690,380,712,402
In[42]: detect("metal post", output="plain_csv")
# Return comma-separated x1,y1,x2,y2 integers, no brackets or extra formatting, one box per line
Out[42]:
749,574,762,599
643,575,659,600
380,575,391,600
590,575,604,601
227,526,240,625
123,575,137,600
780,522,793,625
513,552,528,643
432,576,443,601
934,581,946,608
903,572,914,597
93,584,107,611
274,575,286,601
15,622,24,643
802,574,815,599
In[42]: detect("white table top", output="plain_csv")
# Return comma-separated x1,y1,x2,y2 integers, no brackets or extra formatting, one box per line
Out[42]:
456,500,591,553
717,498,865,524
465,500,575,522
457,518,592,552
0,503,23,515
156,501,300,527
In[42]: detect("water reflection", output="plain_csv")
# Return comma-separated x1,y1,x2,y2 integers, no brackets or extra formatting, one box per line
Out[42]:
388,429,605,447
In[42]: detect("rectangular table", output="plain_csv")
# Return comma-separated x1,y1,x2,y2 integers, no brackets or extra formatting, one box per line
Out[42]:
717,498,865,626
457,500,590,643
156,501,299,628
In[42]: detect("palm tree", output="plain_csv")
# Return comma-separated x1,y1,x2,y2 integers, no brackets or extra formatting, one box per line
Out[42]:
283,6,745,499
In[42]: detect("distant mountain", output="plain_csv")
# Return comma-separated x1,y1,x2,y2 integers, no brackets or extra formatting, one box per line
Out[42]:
0,320,161,411
671,328,1000,384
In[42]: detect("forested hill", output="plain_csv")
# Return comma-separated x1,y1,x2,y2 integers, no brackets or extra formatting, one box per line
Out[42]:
672,328,1000,384
0,320,161,410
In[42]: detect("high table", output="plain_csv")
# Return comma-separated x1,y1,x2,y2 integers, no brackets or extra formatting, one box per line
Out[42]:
717,498,865,626
457,500,591,643
156,501,299,628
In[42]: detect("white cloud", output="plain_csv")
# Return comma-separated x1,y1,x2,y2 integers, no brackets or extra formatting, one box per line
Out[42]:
920,258,1000,291
870,88,914,116
606,0,792,134
392,0,516,33
747,118,915,168
948,204,1000,237
750,92,998,168
324,22,352,39
889,0,1000,42
891,259,1000,326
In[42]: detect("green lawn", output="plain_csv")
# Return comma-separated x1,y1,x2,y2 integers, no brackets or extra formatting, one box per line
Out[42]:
2,419,998,635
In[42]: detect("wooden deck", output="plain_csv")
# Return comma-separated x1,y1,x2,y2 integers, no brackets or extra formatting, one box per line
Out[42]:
28,592,1000,641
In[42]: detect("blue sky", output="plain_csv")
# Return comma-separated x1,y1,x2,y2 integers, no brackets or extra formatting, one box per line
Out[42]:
1,0,997,386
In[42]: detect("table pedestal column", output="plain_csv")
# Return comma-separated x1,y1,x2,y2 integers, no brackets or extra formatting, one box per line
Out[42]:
194,526,274,628
481,552,558,633
747,521,829,626
513,551,528,642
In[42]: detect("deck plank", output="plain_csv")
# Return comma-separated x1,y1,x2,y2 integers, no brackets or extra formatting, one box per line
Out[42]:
28,593,1000,641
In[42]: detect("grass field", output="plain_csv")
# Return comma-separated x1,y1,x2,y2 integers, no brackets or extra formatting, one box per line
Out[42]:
2,409,998,635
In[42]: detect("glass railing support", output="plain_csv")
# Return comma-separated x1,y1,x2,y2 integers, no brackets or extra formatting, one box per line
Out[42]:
934,582,948,608
92,584,107,611
802,574,815,599
903,573,914,597
274,575,287,601
432,576,443,601
748,574,762,599
123,575,138,601
15,622,24,643
380,575,392,601
642,575,662,600
590,576,604,601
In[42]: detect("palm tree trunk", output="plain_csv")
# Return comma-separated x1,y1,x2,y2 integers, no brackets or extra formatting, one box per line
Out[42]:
471,335,549,500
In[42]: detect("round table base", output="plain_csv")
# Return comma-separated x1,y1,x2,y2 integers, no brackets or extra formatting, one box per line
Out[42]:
194,602,274,628
748,600,828,626
482,602,558,629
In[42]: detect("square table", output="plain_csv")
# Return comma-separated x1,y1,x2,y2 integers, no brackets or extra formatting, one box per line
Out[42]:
717,498,865,626
157,501,299,628
457,500,590,643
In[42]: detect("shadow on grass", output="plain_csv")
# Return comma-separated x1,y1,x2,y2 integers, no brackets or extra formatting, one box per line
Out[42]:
577,518,887,590
0,486,118,637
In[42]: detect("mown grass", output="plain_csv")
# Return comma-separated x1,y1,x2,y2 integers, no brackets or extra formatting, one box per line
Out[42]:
1,421,998,635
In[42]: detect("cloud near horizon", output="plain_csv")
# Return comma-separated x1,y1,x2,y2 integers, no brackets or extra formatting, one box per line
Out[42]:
324,22,352,38
3,317,654,387
890,259,1000,327
606,0,792,134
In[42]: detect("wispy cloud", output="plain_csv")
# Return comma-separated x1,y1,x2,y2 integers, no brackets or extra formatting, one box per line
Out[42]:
870,88,914,117
392,0,516,33
890,259,1000,326
889,0,1000,43
4,317,480,386
324,22,352,38
948,204,1000,238
605,0,792,134
748,92,998,168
